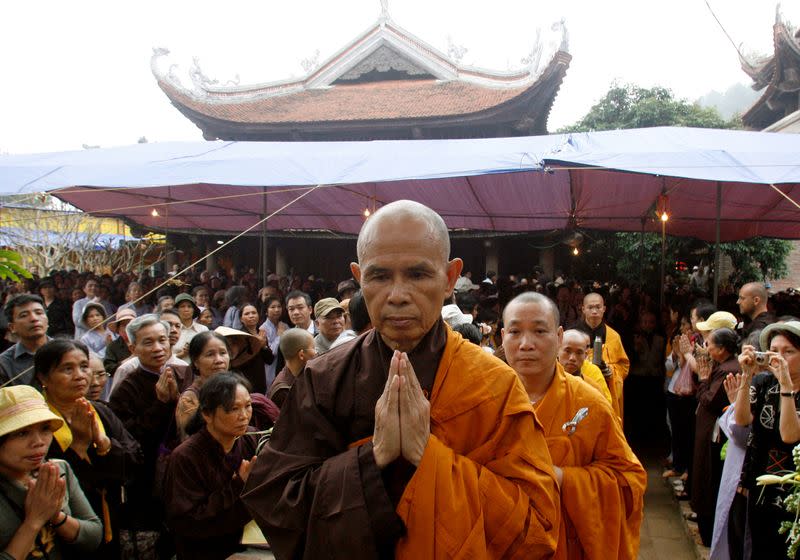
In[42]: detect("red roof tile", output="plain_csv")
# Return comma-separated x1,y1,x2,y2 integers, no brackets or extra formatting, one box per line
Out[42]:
160,79,532,124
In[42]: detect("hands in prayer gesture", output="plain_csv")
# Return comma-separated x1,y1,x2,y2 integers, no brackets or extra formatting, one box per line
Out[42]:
25,462,66,529
155,366,179,403
238,456,258,484
373,351,431,469
69,398,111,459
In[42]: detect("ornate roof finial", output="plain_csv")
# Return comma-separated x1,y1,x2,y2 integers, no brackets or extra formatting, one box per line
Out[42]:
379,0,390,22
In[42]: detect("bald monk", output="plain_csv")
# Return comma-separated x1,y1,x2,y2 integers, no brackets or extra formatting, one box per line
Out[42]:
576,293,630,419
558,329,613,406
267,327,316,409
242,200,559,559
503,292,646,559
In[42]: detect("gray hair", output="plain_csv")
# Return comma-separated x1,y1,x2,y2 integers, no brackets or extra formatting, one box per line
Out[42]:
356,200,450,263
126,313,170,345
503,292,560,328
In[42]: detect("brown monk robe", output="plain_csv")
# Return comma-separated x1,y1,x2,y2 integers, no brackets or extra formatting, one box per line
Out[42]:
242,324,559,558
504,293,646,560
241,200,559,559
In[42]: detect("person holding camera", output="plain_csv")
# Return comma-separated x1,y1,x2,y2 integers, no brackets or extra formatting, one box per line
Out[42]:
734,321,800,558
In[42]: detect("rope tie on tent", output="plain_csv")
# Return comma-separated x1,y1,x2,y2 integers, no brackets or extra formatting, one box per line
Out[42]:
769,183,800,211
0,184,324,389
0,184,339,226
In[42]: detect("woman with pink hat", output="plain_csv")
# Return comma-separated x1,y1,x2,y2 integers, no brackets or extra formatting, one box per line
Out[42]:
0,385,101,558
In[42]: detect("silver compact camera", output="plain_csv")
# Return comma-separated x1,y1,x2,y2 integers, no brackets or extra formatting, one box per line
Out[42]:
754,351,771,365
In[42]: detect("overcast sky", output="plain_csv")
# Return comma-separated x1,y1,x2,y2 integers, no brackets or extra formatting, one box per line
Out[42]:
1,0,795,154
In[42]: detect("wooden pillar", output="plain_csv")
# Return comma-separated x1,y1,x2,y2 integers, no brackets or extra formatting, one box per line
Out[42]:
275,244,288,276
485,241,499,275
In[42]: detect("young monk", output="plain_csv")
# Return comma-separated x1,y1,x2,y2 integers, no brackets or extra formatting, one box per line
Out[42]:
577,292,630,420
503,292,646,559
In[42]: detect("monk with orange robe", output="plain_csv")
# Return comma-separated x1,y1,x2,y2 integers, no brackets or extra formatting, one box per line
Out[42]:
242,201,559,559
577,293,630,420
503,292,646,560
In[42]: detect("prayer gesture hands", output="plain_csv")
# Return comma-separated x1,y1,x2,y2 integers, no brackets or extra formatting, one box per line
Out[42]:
238,455,258,484
25,463,66,529
723,373,742,405
155,366,179,403
373,351,431,469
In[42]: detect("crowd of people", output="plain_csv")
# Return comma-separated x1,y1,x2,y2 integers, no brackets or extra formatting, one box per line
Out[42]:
0,200,798,559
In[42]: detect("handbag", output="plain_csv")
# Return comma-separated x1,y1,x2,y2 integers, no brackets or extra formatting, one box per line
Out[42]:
673,359,696,396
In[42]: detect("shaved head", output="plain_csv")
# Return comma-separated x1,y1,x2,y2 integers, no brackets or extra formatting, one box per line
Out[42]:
279,327,314,359
562,329,590,347
738,282,769,318
741,282,768,301
356,200,450,264
503,292,560,329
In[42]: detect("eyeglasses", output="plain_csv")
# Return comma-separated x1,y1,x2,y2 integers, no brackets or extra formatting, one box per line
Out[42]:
91,371,109,380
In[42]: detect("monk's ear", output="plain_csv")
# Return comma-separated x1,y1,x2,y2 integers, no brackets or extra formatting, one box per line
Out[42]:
445,258,463,293
557,326,564,346
350,262,361,284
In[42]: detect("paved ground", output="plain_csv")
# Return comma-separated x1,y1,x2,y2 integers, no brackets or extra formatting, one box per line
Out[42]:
638,454,705,560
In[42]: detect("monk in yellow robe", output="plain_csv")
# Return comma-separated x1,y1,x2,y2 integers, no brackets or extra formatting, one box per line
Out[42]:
558,329,613,406
242,201,559,559
503,293,646,560
577,293,630,419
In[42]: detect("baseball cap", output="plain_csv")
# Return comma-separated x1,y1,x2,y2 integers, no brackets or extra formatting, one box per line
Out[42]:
314,298,345,319
695,311,738,332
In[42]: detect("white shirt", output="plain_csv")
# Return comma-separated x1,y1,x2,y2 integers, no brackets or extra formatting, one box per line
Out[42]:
173,322,209,355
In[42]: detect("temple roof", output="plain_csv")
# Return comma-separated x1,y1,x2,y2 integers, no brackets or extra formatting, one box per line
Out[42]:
152,12,570,140
740,7,800,130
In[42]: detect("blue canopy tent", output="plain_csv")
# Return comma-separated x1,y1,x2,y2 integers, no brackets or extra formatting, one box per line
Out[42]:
2,127,800,299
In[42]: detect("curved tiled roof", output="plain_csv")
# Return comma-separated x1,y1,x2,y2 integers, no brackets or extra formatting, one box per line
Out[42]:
159,79,531,124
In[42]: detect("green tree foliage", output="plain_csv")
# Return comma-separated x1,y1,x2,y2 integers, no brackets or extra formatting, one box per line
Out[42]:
561,83,790,288
0,249,32,282
575,232,790,286
559,83,737,132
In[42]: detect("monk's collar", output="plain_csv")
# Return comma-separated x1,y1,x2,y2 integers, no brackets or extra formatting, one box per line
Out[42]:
375,318,448,359
577,320,606,344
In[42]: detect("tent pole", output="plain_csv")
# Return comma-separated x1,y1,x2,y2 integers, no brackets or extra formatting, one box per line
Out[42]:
260,186,268,285
639,218,646,286
660,217,666,312
714,182,721,307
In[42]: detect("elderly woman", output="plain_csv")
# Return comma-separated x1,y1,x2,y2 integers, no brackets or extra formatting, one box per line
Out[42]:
175,331,230,439
0,385,102,559
690,327,740,546
734,321,800,558
164,373,257,560
35,339,142,558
